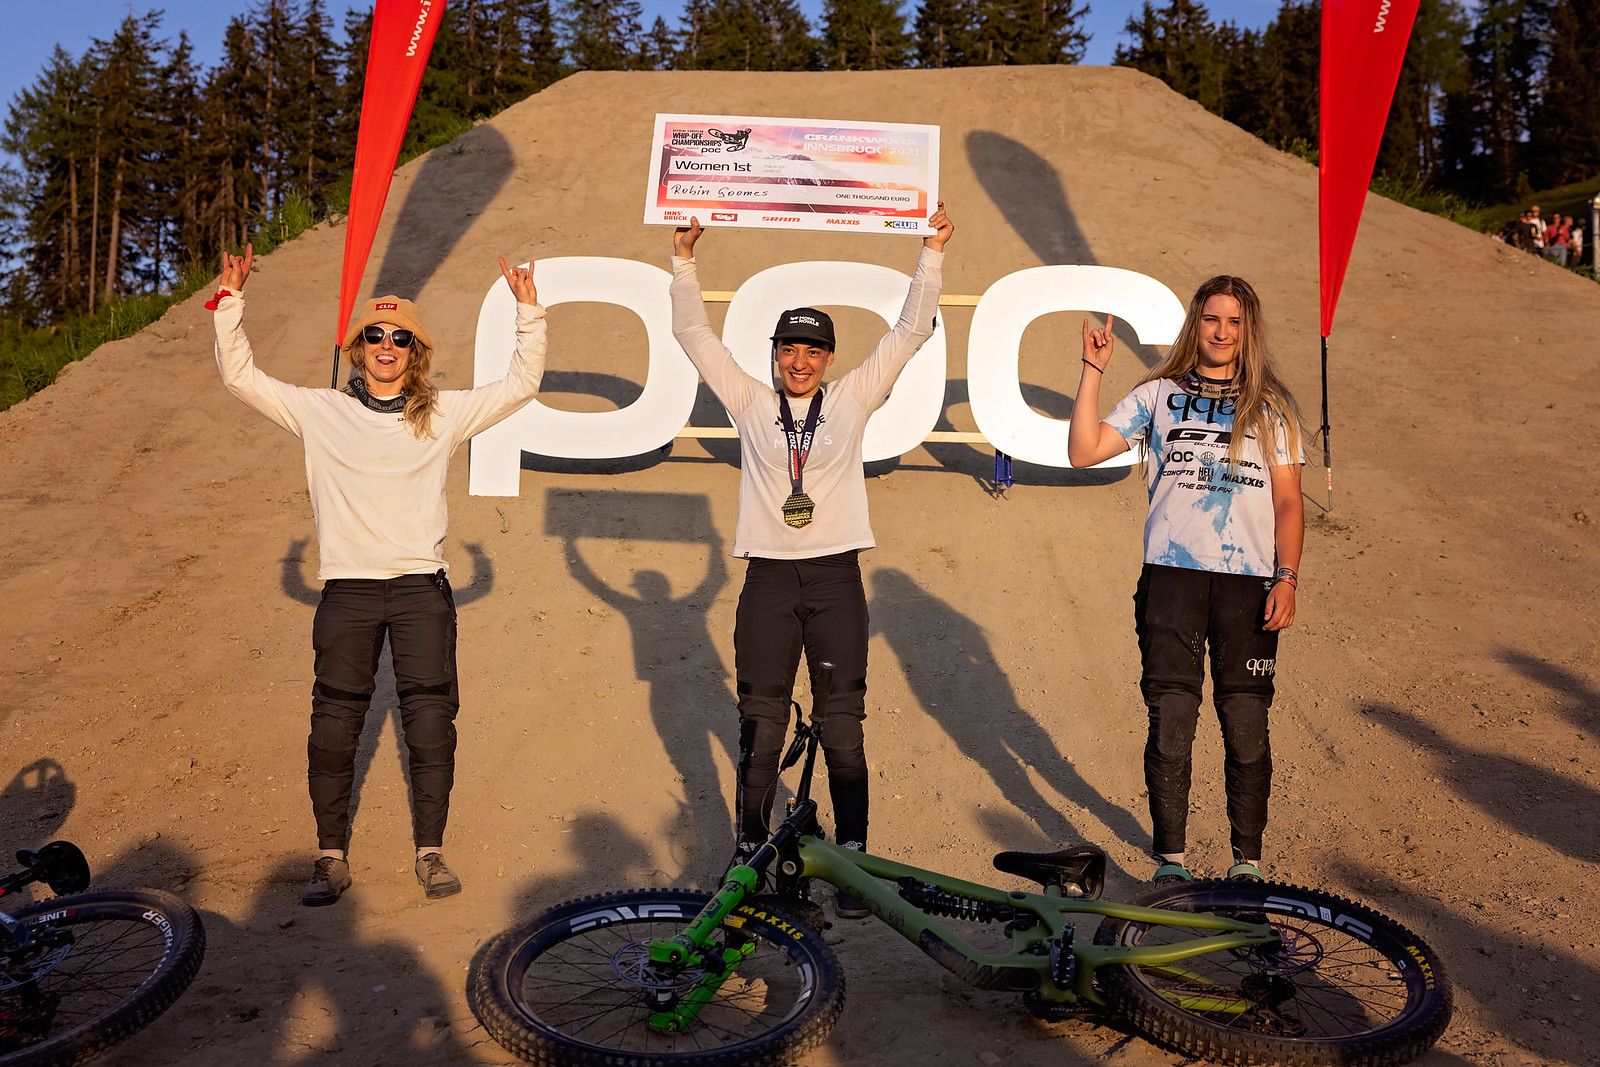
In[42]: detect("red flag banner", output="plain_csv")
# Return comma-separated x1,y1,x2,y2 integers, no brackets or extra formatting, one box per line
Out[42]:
1319,0,1419,337
335,0,446,352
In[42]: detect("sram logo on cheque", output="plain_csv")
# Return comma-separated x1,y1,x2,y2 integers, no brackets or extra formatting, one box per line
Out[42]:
762,215,802,222
883,219,919,230
710,212,738,222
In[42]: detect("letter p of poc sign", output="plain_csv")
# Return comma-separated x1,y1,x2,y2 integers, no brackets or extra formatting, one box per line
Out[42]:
469,259,1184,496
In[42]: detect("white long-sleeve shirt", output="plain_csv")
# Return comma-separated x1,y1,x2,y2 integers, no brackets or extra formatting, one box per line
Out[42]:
213,292,547,579
671,247,943,559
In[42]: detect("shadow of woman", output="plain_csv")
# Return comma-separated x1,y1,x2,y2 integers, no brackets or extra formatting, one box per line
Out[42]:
563,534,734,876
868,568,1145,873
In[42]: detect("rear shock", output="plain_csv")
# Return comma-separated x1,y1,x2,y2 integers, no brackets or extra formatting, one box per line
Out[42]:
896,878,1017,924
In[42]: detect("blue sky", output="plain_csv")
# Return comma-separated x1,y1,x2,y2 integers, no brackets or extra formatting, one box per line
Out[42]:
6,1,1281,114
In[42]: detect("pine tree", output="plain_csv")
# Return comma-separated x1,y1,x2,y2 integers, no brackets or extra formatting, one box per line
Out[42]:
152,32,207,287
1254,0,1318,149
87,13,164,308
1375,0,1468,184
1438,0,1550,200
204,18,264,253
970,0,1089,65
1115,1,1226,111
1526,0,1600,187
681,0,818,71
640,15,679,70
912,0,977,68
822,0,910,70
562,0,644,71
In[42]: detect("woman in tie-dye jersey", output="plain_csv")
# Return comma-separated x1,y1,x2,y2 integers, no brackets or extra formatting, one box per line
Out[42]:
1068,276,1304,886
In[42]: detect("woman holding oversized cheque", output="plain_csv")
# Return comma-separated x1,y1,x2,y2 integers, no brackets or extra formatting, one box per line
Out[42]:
670,203,953,918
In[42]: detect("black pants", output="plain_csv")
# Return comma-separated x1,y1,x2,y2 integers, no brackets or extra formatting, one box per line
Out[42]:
309,573,459,850
1134,564,1278,862
734,552,869,848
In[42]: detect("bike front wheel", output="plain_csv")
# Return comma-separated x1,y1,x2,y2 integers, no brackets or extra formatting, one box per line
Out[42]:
1,889,206,1067
1093,879,1451,1066
469,888,844,1067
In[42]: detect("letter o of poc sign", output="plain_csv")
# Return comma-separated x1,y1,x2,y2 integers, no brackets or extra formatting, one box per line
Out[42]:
468,258,1185,496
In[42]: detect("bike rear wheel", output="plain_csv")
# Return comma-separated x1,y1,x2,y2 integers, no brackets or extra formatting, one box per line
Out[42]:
1093,879,1450,1066
1,889,206,1067
469,888,844,1067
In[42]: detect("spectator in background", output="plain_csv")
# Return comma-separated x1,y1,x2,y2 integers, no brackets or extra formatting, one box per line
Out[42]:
1529,206,1546,252
1571,219,1586,268
1546,213,1572,267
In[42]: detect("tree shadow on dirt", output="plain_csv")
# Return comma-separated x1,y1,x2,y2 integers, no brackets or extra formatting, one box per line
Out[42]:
1362,702,1599,864
373,125,514,302
1499,648,1600,736
867,568,1144,877
545,489,736,878
1329,856,1597,1060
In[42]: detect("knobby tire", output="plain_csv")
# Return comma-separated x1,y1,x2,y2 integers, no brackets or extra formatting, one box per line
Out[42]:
1,889,206,1067
469,888,844,1067
1093,879,1451,1066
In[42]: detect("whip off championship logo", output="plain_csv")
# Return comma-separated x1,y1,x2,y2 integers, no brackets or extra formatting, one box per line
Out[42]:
469,259,1188,496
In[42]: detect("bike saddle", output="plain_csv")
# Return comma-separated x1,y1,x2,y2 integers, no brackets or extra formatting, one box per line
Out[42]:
992,845,1106,900
18,840,91,895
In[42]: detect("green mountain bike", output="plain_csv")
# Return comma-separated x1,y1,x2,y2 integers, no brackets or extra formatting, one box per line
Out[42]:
469,666,1452,1067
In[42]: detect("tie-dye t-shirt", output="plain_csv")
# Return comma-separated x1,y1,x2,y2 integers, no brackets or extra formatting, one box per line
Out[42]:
1105,378,1302,577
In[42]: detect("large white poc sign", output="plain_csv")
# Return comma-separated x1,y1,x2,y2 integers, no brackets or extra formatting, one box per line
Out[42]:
469,258,1185,496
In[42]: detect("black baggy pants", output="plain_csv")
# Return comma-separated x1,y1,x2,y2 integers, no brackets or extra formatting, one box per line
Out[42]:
733,552,870,848
1134,563,1278,862
309,572,459,850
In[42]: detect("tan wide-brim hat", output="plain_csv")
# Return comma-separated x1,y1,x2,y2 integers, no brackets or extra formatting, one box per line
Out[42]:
342,295,433,349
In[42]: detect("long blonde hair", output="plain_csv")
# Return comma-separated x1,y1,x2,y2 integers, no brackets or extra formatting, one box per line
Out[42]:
1141,275,1302,469
343,336,441,439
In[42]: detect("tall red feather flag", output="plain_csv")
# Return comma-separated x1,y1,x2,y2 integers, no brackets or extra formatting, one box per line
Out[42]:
1316,0,1419,507
332,0,447,386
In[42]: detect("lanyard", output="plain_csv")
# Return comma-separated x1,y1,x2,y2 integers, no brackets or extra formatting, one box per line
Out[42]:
777,387,824,495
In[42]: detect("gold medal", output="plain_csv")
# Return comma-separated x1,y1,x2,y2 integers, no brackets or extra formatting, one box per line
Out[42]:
781,492,816,528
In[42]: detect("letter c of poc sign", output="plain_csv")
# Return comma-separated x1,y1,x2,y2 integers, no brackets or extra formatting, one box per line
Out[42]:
468,258,1185,496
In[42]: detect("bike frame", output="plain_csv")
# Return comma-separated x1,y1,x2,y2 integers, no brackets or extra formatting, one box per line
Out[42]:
645,669,1280,1034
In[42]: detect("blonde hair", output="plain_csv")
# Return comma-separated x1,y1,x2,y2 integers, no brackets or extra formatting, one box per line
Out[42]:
344,336,440,439
1141,275,1302,469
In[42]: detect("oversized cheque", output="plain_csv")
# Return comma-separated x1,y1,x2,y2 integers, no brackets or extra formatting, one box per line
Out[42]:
644,114,940,235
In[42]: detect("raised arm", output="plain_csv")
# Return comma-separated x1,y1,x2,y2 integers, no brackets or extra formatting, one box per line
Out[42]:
452,256,549,442
840,201,951,410
669,217,766,415
1067,315,1133,467
210,243,307,437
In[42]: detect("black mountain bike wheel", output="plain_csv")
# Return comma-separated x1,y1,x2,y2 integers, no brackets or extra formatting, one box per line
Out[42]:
1,889,206,1067
469,888,844,1067
1093,879,1451,1067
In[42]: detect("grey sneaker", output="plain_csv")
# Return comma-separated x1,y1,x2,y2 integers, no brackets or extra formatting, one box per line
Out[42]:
415,852,462,899
301,856,351,907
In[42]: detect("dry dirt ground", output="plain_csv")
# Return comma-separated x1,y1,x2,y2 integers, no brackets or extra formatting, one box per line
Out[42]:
2,66,1597,1065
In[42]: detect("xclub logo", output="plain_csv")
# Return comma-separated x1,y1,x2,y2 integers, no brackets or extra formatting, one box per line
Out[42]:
883,219,919,230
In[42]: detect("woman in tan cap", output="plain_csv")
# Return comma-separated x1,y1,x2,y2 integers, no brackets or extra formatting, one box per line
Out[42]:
210,245,545,906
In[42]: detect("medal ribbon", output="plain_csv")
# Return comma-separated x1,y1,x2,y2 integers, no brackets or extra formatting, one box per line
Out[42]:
777,387,825,496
